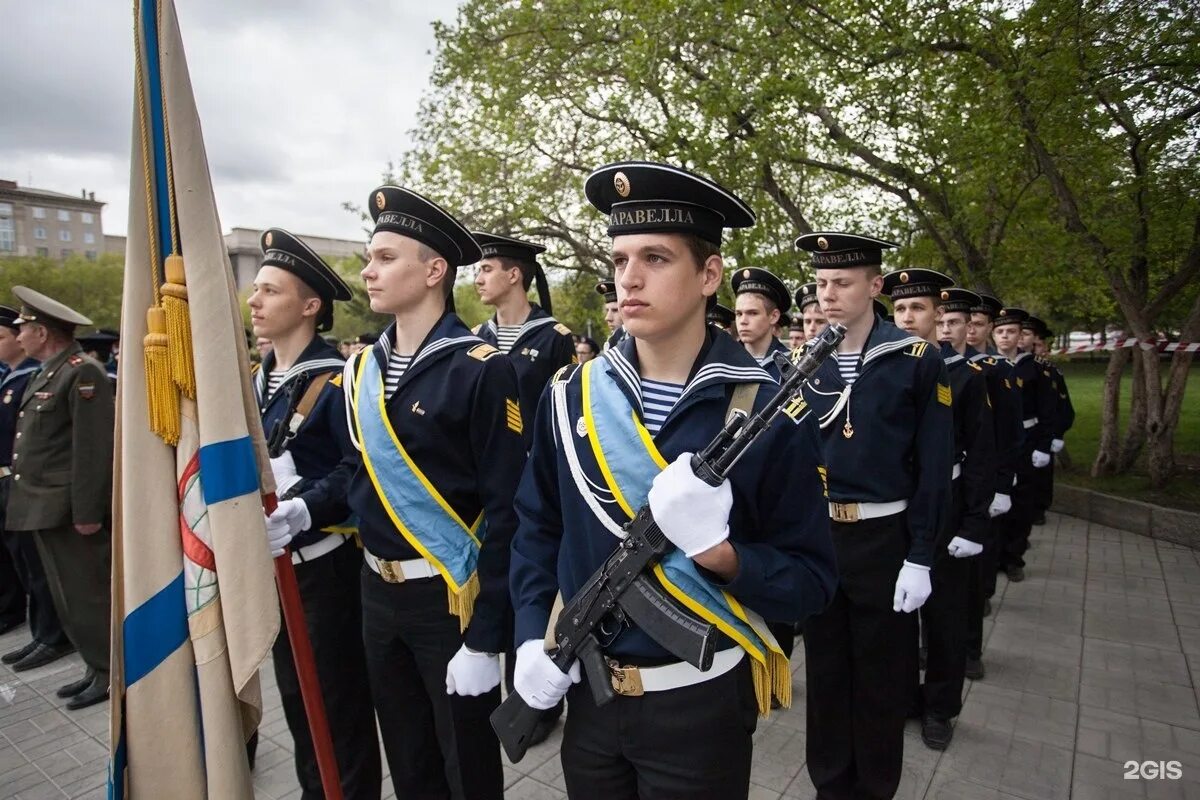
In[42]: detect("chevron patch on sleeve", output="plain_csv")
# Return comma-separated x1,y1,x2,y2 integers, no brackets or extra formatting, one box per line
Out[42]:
937,383,952,407
505,398,523,435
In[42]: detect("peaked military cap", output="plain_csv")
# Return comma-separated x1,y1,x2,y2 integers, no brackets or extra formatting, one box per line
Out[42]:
706,303,735,328
794,282,820,311
473,231,554,313
971,293,1003,318
0,305,19,330
261,228,353,302
585,161,755,245
880,268,953,300
938,287,981,315
731,267,792,313
796,232,899,269
595,281,617,303
369,185,482,267
12,286,92,328
993,307,1029,328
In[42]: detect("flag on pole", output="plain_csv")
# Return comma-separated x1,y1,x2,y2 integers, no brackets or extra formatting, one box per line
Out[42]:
110,0,280,797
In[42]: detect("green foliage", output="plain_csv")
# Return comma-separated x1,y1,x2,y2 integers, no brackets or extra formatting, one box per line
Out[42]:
0,254,125,329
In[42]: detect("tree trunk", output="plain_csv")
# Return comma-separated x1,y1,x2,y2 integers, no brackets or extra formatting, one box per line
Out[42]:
1118,347,1148,471
1148,294,1200,487
1092,347,1130,477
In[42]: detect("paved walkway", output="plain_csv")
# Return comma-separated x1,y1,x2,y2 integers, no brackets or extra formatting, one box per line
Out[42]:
4,511,1200,799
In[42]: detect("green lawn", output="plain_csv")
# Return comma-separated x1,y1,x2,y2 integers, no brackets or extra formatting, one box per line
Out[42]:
1055,359,1200,511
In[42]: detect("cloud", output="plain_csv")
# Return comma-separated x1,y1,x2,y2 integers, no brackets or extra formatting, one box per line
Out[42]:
0,1,458,240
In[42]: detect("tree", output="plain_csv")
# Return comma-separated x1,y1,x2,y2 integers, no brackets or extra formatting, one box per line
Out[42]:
0,254,126,329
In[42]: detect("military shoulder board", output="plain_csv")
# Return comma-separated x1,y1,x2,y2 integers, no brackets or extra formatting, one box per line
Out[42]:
330,373,343,388
467,343,500,361
68,355,85,367
551,363,579,384
554,322,572,336
905,341,930,358
969,362,983,372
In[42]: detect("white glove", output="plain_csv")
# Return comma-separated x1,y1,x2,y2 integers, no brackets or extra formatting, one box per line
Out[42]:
1032,450,1051,468
445,645,500,697
1051,438,1064,454
988,493,1012,518
947,536,983,558
270,451,302,495
893,561,932,613
513,639,580,710
647,453,732,558
265,498,311,556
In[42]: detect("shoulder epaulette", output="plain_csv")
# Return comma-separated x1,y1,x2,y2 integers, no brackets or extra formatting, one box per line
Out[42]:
554,322,572,336
251,363,262,376
969,361,983,372
467,343,500,361
984,356,997,365
330,373,343,388
67,355,84,367
471,323,483,335
552,363,580,384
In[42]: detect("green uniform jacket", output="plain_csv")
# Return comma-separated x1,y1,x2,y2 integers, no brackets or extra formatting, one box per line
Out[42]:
6,343,114,531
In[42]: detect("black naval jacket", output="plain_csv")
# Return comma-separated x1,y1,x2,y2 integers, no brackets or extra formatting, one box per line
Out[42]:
475,304,575,448
1007,352,1058,454
749,338,790,382
254,335,355,549
969,351,1024,495
800,317,953,568
943,345,995,545
1047,361,1076,439
0,357,39,466
345,312,526,654
510,330,837,660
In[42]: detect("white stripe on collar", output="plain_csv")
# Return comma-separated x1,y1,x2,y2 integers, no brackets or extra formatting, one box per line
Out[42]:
259,358,345,404
944,353,965,366
863,335,925,364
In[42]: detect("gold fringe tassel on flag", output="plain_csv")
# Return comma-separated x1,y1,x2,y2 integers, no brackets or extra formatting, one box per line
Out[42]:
143,306,180,444
161,253,196,398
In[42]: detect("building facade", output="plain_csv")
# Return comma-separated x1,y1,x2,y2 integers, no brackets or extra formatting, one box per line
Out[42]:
0,180,106,260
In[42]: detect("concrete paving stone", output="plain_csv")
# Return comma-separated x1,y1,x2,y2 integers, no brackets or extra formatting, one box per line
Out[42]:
1087,574,1170,600
1083,638,1194,686
506,775,567,799
747,735,806,792
0,763,54,799
1077,705,1200,762
49,758,111,795
924,773,1040,800
1080,669,1200,730
955,683,1079,750
249,739,293,774
0,743,27,773
526,748,565,790
1071,751,1200,800
61,739,105,768
747,785,782,800
503,763,525,789
938,731,1075,800
251,759,301,799
54,766,106,798
31,749,81,781
1086,590,1175,618
1176,626,1200,657
11,782,67,800
998,597,1085,636
69,712,106,739
1086,612,1183,651
13,728,88,762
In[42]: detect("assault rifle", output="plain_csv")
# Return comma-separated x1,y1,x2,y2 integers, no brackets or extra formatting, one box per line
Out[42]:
491,323,846,762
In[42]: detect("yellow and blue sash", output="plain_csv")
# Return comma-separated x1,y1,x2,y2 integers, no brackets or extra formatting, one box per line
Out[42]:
578,358,790,714
352,352,483,628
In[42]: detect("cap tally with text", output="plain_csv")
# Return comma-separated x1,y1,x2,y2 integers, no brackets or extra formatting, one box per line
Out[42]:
796,231,898,270
0,305,19,330
706,303,734,328
585,161,755,245
994,307,1029,328
880,268,953,300
971,293,1003,318
938,287,982,315
788,315,804,332
369,185,482,267
794,282,819,311
260,228,352,302
731,267,792,314
473,231,554,314
11,285,93,329
595,281,617,304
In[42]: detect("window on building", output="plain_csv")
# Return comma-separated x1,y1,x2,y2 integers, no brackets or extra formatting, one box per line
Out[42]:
59,229,72,242
81,212,94,225
31,206,45,219
61,249,73,258
86,250,98,260
57,209,70,222
36,247,49,257
34,226,47,240
84,231,95,244
0,215,13,253
0,202,11,216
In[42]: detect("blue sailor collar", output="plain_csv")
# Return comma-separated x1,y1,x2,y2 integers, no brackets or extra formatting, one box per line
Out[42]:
371,311,485,391
602,326,774,420
0,357,40,391
481,303,560,348
255,334,345,406
1010,350,1034,365
859,318,927,367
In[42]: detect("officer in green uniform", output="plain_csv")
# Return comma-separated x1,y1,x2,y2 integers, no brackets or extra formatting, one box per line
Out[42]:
7,286,114,710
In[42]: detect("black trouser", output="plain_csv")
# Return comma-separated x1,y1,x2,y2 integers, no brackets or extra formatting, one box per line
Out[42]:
272,541,380,800
1001,452,1045,570
561,657,756,799
1032,455,1055,513
361,567,503,800
0,502,25,626
805,513,918,800
965,550,986,661
918,550,968,720
981,515,1002,599
31,524,111,678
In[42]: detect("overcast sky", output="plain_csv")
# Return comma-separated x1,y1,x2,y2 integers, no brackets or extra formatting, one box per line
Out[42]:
0,1,458,242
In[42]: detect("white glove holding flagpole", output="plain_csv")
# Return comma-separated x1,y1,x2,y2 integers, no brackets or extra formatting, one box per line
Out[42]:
265,499,310,557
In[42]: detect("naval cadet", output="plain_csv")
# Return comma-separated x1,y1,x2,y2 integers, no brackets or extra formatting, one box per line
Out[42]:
509,162,836,799
1,306,69,664
732,267,792,381
7,287,113,710
472,231,576,449
787,316,806,350
1023,317,1073,523
249,228,381,799
596,280,627,351
992,308,1057,582
706,302,736,336
795,281,827,344
344,186,525,800
796,235,954,800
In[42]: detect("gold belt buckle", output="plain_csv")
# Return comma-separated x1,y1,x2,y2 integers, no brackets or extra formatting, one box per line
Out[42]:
377,559,405,584
606,658,644,697
831,502,861,523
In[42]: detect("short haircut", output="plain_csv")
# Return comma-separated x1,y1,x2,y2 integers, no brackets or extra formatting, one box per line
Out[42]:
682,234,720,271
416,242,456,300
495,256,536,291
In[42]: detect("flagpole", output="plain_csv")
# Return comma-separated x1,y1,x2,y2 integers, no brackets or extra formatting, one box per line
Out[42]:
274,555,345,800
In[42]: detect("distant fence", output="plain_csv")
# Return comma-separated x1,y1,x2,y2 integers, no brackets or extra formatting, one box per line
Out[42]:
1051,337,1199,356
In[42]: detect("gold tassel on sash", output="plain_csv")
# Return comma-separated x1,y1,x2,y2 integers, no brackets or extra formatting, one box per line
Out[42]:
143,307,180,445
446,572,480,633
160,254,196,399
749,649,793,716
